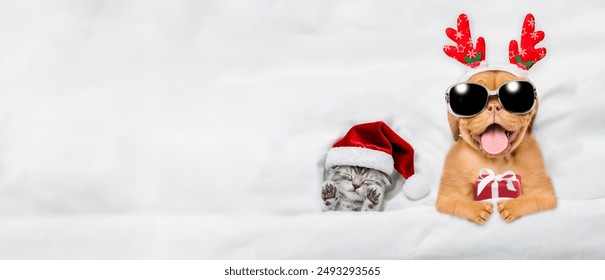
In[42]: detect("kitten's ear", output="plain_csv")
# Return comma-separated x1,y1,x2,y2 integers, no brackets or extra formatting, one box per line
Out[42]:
448,112,460,141
387,171,396,184
384,175,392,186
325,166,339,177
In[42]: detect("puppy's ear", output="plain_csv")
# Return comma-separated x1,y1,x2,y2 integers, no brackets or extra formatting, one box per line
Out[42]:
527,101,539,134
447,112,460,141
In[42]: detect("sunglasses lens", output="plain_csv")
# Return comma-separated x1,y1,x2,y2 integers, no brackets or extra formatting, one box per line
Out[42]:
448,83,489,116
498,81,535,113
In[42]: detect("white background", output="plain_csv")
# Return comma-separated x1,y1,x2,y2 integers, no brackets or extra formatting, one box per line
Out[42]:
0,0,604,259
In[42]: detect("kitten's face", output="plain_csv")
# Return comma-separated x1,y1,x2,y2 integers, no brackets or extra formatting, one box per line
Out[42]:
326,166,390,201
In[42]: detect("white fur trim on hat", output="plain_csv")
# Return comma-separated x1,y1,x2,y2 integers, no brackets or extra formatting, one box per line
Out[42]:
402,174,429,200
459,63,528,82
325,146,394,175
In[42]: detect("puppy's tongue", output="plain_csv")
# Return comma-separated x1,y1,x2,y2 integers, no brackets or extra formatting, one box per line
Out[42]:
480,125,508,155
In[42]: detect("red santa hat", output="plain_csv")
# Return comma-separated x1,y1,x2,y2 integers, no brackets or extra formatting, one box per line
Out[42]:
325,121,429,200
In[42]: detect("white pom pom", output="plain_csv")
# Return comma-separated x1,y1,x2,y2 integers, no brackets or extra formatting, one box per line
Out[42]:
403,174,429,200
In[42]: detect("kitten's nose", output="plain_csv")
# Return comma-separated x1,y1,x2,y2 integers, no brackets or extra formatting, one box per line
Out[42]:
352,179,362,189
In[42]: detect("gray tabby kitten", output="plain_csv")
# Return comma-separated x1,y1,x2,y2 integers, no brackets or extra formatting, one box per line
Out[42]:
321,165,391,211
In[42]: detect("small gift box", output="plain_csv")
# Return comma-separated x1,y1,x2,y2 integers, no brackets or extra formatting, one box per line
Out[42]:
474,168,522,201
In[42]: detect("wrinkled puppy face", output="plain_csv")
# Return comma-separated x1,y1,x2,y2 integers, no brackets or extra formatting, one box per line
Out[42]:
448,71,538,158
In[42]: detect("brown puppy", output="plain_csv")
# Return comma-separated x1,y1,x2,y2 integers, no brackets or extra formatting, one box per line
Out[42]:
435,70,556,224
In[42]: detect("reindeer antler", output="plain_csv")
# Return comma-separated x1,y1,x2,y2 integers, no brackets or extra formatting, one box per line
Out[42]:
509,14,547,70
443,14,486,68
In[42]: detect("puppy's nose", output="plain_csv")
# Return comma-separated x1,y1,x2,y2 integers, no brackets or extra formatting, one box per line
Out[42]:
486,102,502,112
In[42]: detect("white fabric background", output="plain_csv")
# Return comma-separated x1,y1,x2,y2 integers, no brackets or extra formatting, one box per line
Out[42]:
0,0,604,259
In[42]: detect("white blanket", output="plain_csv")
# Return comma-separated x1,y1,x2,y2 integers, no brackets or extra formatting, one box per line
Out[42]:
1,0,604,259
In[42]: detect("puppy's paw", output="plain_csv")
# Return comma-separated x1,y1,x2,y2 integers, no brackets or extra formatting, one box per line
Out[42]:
470,201,493,225
498,200,521,223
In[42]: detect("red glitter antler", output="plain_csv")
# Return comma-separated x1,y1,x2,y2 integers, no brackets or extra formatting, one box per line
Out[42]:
509,14,547,70
443,14,486,68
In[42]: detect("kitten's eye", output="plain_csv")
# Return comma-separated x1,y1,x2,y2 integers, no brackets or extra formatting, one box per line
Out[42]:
363,180,374,185
334,171,353,181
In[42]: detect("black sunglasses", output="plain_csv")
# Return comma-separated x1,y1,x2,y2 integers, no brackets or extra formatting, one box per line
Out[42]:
445,80,537,117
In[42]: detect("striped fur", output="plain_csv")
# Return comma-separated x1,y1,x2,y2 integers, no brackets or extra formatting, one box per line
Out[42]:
321,165,391,211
